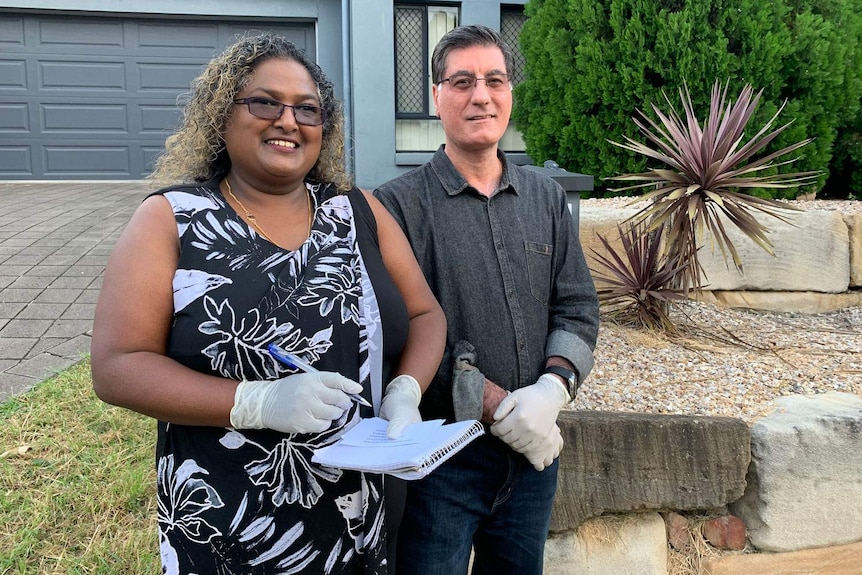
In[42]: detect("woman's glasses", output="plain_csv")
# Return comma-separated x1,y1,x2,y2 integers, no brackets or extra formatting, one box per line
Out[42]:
234,97,326,126
438,73,511,93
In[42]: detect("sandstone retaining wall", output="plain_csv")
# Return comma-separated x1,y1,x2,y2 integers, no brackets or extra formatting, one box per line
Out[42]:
579,205,862,313
545,392,862,574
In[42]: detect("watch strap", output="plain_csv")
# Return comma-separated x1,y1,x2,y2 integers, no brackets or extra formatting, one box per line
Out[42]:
543,365,578,399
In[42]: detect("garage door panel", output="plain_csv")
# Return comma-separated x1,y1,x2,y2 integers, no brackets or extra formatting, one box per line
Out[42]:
39,61,126,91
140,105,181,133
137,62,206,92
37,18,124,48
0,16,25,45
137,22,221,52
141,146,164,177
0,146,31,175
0,103,30,131
44,145,131,176
0,60,27,89
224,25,316,58
42,104,128,133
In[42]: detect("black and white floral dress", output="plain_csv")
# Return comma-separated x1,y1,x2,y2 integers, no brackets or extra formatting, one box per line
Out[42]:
154,181,408,575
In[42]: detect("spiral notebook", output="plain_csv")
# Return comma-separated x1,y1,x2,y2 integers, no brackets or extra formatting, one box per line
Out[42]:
311,417,484,480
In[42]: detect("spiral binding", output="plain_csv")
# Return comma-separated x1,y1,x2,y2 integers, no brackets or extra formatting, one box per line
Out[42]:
417,420,485,470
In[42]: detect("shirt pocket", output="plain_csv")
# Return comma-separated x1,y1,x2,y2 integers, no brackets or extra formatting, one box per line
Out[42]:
524,241,553,305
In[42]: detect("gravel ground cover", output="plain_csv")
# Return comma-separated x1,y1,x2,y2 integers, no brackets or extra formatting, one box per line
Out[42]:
571,198,862,424
573,302,862,423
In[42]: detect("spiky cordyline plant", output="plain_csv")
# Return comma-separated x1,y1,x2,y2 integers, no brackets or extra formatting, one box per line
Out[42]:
591,220,690,331
607,81,818,294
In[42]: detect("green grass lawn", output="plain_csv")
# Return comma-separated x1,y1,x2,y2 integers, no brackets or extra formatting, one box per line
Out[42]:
0,358,160,574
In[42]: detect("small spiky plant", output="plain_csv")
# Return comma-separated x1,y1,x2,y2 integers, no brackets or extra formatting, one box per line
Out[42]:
591,220,690,331
607,81,818,295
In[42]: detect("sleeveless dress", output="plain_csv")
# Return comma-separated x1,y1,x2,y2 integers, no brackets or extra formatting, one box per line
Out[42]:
153,181,408,575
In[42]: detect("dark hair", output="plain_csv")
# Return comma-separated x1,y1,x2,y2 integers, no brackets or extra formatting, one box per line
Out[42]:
431,24,515,84
150,32,349,190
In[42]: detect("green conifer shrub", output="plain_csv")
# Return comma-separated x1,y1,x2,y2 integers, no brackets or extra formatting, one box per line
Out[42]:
514,0,862,198
823,105,862,198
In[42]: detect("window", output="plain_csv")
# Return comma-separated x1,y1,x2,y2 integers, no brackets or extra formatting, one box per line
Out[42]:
500,7,527,85
395,4,457,117
499,6,527,152
393,3,527,154
395,4,459,152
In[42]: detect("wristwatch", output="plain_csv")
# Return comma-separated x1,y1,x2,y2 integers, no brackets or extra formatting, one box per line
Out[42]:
544,365,578,399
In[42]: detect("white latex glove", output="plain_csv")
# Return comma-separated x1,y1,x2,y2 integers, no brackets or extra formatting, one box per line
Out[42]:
519,424,564,471
379,374,422,439
230,372,363,434
490,373,569,451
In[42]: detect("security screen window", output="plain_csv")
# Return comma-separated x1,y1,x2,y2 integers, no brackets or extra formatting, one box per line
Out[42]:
394,4,526,153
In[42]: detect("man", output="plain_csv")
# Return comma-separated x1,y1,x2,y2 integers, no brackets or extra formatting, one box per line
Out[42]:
374,24,599,575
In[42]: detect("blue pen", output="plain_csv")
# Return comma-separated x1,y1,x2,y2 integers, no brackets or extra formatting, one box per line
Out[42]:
267,343,372,408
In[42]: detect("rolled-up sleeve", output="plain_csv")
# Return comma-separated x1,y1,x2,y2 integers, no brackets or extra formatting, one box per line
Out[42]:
545,191,599,384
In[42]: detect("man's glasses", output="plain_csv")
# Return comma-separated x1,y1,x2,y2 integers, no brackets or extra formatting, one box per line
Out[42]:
438,73,511,93
234,97,326,126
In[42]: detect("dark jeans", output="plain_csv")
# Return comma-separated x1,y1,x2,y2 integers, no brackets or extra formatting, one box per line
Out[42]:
385,475,407,575
396,434,558,575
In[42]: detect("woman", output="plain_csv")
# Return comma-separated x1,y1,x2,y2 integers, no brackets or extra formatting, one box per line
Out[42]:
91,33,445,574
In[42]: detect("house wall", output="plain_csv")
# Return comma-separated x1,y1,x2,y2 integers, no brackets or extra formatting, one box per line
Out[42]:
1,0,531,186
349,0,528,189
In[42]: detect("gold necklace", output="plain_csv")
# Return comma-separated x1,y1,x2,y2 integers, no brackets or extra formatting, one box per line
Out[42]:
224,178,313,245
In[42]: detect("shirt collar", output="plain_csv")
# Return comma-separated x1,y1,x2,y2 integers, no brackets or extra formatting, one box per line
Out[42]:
430,145,518,197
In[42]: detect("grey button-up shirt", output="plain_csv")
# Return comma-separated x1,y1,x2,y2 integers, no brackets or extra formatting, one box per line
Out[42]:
375,146,599,421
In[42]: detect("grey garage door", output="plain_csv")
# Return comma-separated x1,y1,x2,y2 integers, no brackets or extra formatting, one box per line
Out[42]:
0,13,315,179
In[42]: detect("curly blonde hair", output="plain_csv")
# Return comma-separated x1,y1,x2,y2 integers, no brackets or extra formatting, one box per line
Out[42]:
149,33,351,191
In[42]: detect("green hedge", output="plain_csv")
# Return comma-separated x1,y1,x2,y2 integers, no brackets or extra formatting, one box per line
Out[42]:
824,103,862,198
513,0,862,198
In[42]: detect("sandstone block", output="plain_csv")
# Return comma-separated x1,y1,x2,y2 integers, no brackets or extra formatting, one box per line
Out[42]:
578,207,640,274
702,515,747,550
544,513,666,575
663,511,690,551
580,206,854,296
703,540,862,575
695,290,862,314
846,213,862,288
731,392,862,552
697,210,849,292
552,411,750,532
